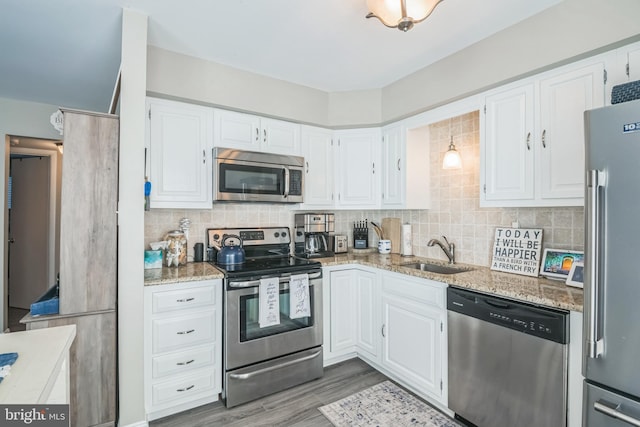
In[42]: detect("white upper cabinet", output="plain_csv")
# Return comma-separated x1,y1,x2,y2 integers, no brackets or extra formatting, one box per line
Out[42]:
381,124,404,207
481,59,605,207
213,109,300,155
299,125,334,209
483,83,535,203
539,63,605,200
146,97,213,209
335,128,381,208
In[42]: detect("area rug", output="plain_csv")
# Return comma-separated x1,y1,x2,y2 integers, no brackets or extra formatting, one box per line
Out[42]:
319,381,461,427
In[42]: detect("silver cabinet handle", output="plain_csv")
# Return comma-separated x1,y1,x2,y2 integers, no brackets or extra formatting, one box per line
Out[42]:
177,385,195,392
586,169,606,358
176,297,194,303
255,127,259,141
381,324,386,338
306,161,309,174
177,329,195,335
542,129,547,148
526,132,531,150
176,359,195,366
202,149,205,164
372,162,375,174
397,159,401,171
594,400,640,426
263,129,267,143
229,349,322,380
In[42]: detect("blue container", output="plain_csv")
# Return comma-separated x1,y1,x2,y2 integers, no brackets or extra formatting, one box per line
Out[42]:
30,284,59,316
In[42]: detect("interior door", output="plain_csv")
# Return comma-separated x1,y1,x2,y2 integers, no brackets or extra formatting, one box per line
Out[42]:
9,156,50,309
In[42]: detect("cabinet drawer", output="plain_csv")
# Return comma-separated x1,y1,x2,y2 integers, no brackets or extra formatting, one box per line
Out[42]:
382,272,445,308
153,310,216,354
152,285,216,314
151,369,216,407
152,345,216,379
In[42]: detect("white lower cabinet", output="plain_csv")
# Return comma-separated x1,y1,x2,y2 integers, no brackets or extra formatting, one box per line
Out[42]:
324,266,447,408
144,279,222,421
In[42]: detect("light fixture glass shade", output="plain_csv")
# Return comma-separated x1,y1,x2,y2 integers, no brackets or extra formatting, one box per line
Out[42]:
442,139,462,169
366,0,444,31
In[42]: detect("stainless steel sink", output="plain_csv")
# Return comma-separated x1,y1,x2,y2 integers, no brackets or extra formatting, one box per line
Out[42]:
400,262,474,275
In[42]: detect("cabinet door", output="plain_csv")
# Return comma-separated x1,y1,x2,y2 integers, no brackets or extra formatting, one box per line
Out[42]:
484,84,535,202
329,270,356,353
336,129,381,208
147,98,213,209
539,63,604,201
627,44,640,82
213,109,261,151
381,293,444,401
356,270,379,362
262,117,301,155
381,124,404,207
300,126,334,208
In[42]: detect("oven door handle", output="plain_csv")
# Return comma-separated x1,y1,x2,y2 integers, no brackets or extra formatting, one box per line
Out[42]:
228,348,322,380
227,270,322,288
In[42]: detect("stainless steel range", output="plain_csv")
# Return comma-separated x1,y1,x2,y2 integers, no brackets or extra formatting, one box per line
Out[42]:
207,227,323,408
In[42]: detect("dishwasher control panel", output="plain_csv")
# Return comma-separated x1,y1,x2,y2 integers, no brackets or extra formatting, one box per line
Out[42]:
448,287,568,344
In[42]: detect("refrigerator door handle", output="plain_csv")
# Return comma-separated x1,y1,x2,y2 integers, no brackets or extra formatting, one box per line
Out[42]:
594,400,640,427
587,169,606,358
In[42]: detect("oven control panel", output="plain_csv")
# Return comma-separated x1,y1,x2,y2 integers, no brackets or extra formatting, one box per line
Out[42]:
207,227,291,248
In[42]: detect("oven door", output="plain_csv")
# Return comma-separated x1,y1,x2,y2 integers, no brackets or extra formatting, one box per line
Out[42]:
214,158,303,203
224,270,322,370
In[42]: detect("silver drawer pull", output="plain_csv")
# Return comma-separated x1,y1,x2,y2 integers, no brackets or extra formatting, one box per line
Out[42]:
176,385,195,392
594,400,640,426
177,329,195,335
176,297,195,302
176,359,195,366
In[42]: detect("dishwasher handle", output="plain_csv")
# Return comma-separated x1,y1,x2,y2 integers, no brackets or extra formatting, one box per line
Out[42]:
594,400,640,427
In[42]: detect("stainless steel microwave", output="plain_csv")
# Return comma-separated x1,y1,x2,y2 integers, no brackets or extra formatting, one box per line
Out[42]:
213,147,304,203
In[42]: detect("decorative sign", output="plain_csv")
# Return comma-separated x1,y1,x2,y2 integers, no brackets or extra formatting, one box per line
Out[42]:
50,110,64,135
491,227,543,277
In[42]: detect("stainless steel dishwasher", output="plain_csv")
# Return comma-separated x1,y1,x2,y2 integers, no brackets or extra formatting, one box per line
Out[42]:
447,287,569,427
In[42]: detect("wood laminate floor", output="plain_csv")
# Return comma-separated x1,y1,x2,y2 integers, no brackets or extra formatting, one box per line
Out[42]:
150,358,391,427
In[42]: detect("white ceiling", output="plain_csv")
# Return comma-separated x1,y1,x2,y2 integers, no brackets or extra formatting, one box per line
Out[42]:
0,0,561,112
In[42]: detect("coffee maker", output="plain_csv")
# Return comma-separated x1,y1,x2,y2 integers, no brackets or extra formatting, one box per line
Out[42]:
294,213,335,258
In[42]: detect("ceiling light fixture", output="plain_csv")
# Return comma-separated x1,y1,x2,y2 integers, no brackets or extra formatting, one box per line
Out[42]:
366,0,444,32
442,136,462,170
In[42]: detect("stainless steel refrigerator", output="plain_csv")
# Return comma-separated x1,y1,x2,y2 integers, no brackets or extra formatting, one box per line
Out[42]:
584,98,640,426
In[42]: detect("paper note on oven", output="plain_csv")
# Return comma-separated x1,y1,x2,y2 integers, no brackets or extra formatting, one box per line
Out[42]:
259,277,280,328
289,273,310,319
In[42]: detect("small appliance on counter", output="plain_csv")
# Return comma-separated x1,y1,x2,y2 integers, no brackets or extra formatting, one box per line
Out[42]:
294,213,335,258
333,234,348,254
353,220,369,249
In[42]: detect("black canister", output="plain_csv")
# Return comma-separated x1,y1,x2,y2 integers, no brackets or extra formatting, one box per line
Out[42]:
194,242,204,262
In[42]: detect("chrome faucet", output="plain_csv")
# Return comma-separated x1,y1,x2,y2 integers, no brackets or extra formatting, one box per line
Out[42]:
428,236,455,264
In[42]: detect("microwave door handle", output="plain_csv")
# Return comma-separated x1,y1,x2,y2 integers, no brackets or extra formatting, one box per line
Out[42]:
283,167,290,198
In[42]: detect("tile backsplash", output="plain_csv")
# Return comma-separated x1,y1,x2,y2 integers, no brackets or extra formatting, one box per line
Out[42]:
145,111,584,266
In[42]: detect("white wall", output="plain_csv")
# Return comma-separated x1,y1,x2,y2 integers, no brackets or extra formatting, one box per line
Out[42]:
147,46,331,126
144,0,640,127
0,97,61,330
118,8,147,427
382,0,640,121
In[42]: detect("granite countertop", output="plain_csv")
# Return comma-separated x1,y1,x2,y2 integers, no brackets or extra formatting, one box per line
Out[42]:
143,252,583,312
144,262,224,286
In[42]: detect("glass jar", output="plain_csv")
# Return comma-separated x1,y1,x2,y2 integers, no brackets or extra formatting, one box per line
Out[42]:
164,230,187,267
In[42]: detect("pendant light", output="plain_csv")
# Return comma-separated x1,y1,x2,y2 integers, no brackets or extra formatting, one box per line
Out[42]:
366,0,444,32
442,136,462,170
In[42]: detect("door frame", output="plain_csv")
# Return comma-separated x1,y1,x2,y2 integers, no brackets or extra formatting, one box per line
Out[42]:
8,146,58,301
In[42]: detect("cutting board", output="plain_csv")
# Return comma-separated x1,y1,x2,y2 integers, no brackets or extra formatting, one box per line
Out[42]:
382,217,402,254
